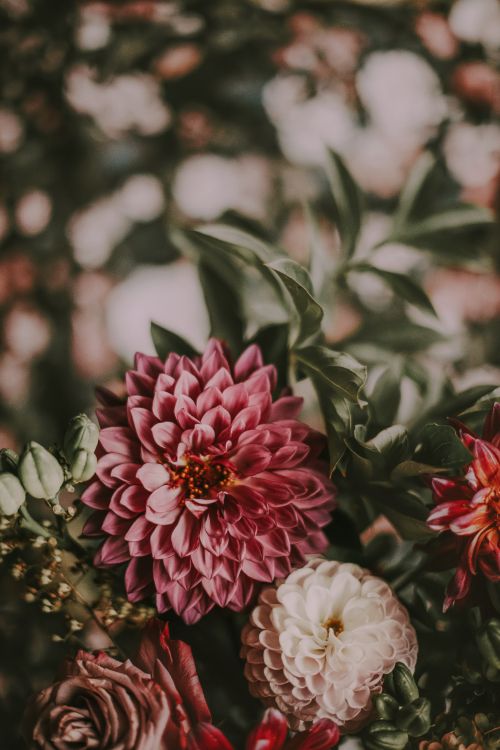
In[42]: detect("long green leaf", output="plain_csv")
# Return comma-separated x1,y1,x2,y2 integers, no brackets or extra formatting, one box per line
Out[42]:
326,150,363,259
388,205,494,247
198,260,245,356
267,259,323,346
393,151,437,229
353,263,436,316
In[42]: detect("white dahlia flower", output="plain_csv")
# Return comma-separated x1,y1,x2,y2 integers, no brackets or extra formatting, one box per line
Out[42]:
241,559,418,732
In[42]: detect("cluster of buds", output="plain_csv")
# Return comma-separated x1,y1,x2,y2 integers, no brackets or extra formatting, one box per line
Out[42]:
0,414,98,524
94,582,156,629
364,663,432,750
420,713,500,750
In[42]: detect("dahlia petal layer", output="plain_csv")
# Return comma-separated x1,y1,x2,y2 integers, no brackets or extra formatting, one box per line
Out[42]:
82,340,336,624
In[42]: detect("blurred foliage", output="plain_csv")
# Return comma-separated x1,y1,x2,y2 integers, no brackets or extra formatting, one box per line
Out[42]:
0,0,499,747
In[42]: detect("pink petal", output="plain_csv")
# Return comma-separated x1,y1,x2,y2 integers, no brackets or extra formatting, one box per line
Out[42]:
129,407,158,453
174,371,202,399
269,396,303,421
134,352,162,377
152,391,176,421
81,480,111,510
183,424,216,452
136,462,170,491
201,405,231,435
146,486,182,525
96,453,127,488
152,421,182,449
230,406,262,438
125,557,153,601
100,426,139,458
246,709,288,750
473,440,500,486
126,370,156,396
232,445,272,476
150,526,175,559
102,512,131,536
234,344,264,381
96,536,130,566
222,383,249,415
196,386,223,415
171,511,200,556
125,516,154,542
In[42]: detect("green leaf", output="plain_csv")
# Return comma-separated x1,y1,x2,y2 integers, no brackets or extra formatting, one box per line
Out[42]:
267,259,323,346
353,263,436,316
296,345,367,403
198,260,245,356
347,425,410,478
415,423,472,470
316,385,353,472
150,322,199,359
370,364,402,427
326,150,363,259
175,228,284,300
387,205,494,248
390,460,447,481
348,320,444,354
371,491,435,542
249,323,289,392
422,385,498,422
393,151,438,229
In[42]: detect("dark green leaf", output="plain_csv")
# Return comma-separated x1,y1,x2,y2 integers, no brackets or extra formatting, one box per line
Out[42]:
370,364,402,427
415,423,472,469
390,460,447,481
150,322,199,359
348,320,444,354
315,384,353,472
353,263,436,315
371,492,435,542
198,260,245,356
387,205,494,248
249,323,289,392
174,228,284,300
326,150,363,259
267,259,323,346
296,345,367,403
393,152,438,229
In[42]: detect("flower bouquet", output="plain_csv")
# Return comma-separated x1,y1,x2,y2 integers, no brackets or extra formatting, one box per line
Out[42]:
1,153,499,749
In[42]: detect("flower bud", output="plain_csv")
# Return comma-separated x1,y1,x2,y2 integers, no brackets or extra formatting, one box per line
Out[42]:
476,618,500,671
18,442,64,499
69,450,97,483
396,698,432,737
0,448,19,473
365,721,409,750
392,662,419,705
374,693,399,721
0,472,26,516
63,414,99,462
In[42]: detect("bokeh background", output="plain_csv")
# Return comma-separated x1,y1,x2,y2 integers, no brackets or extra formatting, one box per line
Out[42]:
0,0,499,747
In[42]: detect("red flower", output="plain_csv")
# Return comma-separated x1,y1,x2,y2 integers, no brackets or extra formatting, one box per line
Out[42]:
23,620,339,750
82,339,335,623
192,708,340,750
23,621,214,750
427,402,500,610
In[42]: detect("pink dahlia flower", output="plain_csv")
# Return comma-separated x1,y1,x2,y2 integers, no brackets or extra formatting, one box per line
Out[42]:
82,339,335,623
427,402,500,610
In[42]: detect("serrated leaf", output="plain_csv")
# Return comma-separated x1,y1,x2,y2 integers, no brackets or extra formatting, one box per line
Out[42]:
353,263,436,316
296,345,367,403
267,259,323,346
326,150,363,259
150,322,199,359
415,423,472,469
198,260,244,356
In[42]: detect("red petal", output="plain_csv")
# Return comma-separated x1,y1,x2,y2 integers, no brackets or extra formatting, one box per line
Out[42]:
286,721,340,750
246,709,288,750
190,723,234,750
473,440,500,486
